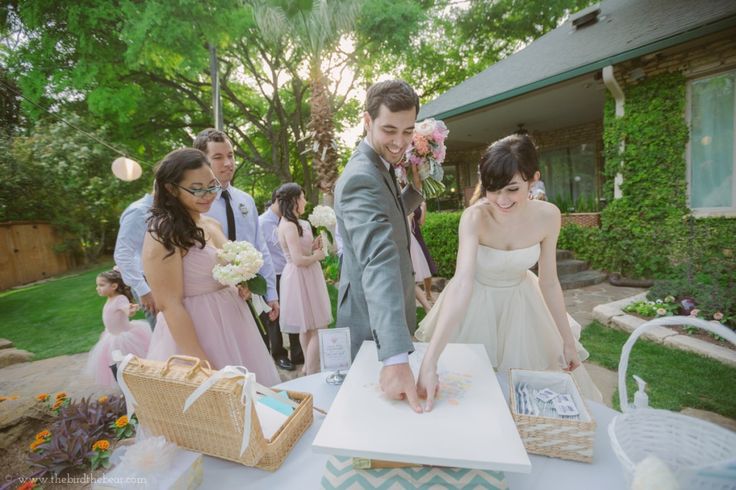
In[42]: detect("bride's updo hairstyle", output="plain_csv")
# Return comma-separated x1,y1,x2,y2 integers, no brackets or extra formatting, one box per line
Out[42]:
276,182,304,237
148,148,211,257
478,133,539,194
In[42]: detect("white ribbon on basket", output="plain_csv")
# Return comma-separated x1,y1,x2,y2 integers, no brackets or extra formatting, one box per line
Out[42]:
113,351,139,419
182,365,257,456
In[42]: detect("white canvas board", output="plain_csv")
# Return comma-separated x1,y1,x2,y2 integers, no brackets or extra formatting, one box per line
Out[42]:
312,341,531,473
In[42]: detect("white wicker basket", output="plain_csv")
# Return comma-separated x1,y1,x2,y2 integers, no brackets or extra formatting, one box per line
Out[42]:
608,316,736,489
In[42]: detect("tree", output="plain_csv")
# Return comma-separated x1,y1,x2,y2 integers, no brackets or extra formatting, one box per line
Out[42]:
0,114,147,262
253,0,364,203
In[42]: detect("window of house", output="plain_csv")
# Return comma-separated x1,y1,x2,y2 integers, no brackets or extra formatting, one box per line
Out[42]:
538,142,599,212
688,70,735,213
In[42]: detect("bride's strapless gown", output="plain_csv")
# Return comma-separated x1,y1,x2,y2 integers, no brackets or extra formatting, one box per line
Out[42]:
146,245,280,387
416,243,602,401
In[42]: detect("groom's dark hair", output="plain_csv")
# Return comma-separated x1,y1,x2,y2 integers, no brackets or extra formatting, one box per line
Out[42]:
365,80,420,120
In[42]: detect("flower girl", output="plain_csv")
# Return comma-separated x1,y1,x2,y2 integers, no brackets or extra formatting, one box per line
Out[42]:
85,269,151,386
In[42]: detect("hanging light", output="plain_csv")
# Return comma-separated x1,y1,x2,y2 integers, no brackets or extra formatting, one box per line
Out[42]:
111,157,142,181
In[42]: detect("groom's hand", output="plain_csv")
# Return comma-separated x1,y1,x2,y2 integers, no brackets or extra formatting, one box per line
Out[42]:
379,363,423,413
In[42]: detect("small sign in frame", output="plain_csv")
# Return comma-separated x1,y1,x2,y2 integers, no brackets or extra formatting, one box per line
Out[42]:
318,327,352,385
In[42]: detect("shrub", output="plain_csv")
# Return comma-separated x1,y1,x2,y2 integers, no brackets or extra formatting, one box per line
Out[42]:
422,211,461,278
27,395,129,477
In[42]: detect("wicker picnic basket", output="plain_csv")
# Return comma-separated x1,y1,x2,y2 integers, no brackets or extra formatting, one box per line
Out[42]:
608,316,736,488
120,355,313,471
509,368,596,463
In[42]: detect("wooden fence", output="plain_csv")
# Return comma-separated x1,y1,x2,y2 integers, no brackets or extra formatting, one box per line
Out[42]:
0,221,74,290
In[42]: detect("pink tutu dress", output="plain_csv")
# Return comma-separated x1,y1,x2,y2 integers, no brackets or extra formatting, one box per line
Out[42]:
146,245,280,387
278,220,332,334
85,295,151,386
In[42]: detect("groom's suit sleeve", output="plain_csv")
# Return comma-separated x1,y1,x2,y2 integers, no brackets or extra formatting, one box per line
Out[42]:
340,171,414,361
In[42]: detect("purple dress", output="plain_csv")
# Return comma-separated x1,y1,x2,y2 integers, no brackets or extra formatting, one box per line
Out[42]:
411,207,438,276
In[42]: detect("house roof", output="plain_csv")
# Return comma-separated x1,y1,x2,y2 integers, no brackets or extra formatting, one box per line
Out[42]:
418,0,736,121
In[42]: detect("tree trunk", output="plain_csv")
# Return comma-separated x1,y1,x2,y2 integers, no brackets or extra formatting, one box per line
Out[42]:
309,69,339,202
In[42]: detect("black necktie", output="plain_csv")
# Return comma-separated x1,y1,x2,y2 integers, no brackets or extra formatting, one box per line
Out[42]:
388,166,401,199
222,189,236,241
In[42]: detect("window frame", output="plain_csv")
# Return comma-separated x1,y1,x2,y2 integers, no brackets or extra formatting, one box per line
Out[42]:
686,68,736,218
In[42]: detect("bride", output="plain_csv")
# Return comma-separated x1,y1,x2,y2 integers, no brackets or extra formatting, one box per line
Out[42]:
415,133,602,409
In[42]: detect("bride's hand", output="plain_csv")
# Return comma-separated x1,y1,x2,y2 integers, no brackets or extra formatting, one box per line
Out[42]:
416,363,440,412
563,342,581,371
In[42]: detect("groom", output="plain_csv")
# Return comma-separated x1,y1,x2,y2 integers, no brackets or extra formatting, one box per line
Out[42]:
334,80,424,412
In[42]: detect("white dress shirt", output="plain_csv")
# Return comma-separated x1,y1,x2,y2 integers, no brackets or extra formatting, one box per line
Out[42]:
258,207,286,275
205,185,278,302
114,194,154,298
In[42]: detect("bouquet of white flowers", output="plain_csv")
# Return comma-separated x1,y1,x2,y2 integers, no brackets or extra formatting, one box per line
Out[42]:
212,241,267,334
308,205,336,256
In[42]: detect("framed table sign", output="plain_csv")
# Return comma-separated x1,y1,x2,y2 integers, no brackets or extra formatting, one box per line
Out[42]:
319,327,351,384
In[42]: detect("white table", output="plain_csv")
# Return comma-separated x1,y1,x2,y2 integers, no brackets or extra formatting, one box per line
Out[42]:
201,373,628,489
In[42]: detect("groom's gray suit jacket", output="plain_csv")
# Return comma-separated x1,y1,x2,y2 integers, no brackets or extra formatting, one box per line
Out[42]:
334,141,424,361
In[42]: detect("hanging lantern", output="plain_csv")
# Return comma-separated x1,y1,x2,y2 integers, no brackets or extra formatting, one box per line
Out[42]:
111,157,142,181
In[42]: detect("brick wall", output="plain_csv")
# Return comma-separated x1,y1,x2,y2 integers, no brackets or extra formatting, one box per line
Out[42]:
614,27,736,86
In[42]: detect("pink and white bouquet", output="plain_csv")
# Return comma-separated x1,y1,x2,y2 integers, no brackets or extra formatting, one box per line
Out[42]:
308,205,336,256
403,118,449,198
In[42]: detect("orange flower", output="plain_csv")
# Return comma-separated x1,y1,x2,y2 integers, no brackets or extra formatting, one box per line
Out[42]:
17,479,38,490
114,415,129,428
98,395,109,404
36,393,49,402
55,391,67,400
35,429,51,440
51,399,64,410
92,439,110,451
29,438,45,452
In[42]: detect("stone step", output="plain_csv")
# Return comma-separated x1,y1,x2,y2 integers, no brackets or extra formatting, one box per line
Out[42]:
557,259,588,275
560,270,608,290
0,348,33,369
557,250,574,261
0,339,13,350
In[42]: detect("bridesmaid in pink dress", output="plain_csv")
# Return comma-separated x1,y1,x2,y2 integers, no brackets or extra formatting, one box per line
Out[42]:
143,148,279,386
276,183,332,375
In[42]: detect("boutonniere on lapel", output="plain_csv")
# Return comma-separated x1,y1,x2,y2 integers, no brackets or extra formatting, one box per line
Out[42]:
238,202,249,217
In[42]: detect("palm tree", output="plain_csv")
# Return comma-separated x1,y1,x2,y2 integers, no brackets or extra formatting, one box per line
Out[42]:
253,0,363,204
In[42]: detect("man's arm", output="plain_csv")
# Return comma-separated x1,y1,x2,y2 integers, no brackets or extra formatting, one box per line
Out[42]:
247,198,278,303
113,208,151,298
339,172,414,361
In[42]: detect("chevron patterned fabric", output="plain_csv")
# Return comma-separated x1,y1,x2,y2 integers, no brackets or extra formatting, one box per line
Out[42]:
321,456,508,489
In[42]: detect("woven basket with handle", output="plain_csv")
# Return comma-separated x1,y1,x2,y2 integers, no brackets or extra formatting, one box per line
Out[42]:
608,316,736,488
121,355,313,471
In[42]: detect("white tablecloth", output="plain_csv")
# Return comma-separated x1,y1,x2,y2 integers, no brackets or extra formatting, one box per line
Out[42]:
200,373,628,489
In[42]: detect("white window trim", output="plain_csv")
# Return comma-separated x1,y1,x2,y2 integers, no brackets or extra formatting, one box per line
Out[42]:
685,69,736,218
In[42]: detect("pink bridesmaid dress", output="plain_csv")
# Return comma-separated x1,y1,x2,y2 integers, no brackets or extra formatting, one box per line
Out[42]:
85,294,151,386
278,220,332,334
146,244,280,387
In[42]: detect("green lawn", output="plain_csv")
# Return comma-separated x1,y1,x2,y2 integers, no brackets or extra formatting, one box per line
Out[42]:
581,321,736,419
0,262,115,360
5,269,734,421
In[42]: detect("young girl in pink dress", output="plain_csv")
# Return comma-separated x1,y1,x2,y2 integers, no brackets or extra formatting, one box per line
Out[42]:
85,269,151,386
276,183,332,375
143,148,280,386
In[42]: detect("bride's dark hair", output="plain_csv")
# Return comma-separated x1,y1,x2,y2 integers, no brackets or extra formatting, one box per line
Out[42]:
276,183,304,237
148,148,211,257
475,133,539,199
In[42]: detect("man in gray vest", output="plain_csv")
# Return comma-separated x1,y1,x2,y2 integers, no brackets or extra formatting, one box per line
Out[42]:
334,80,424,412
